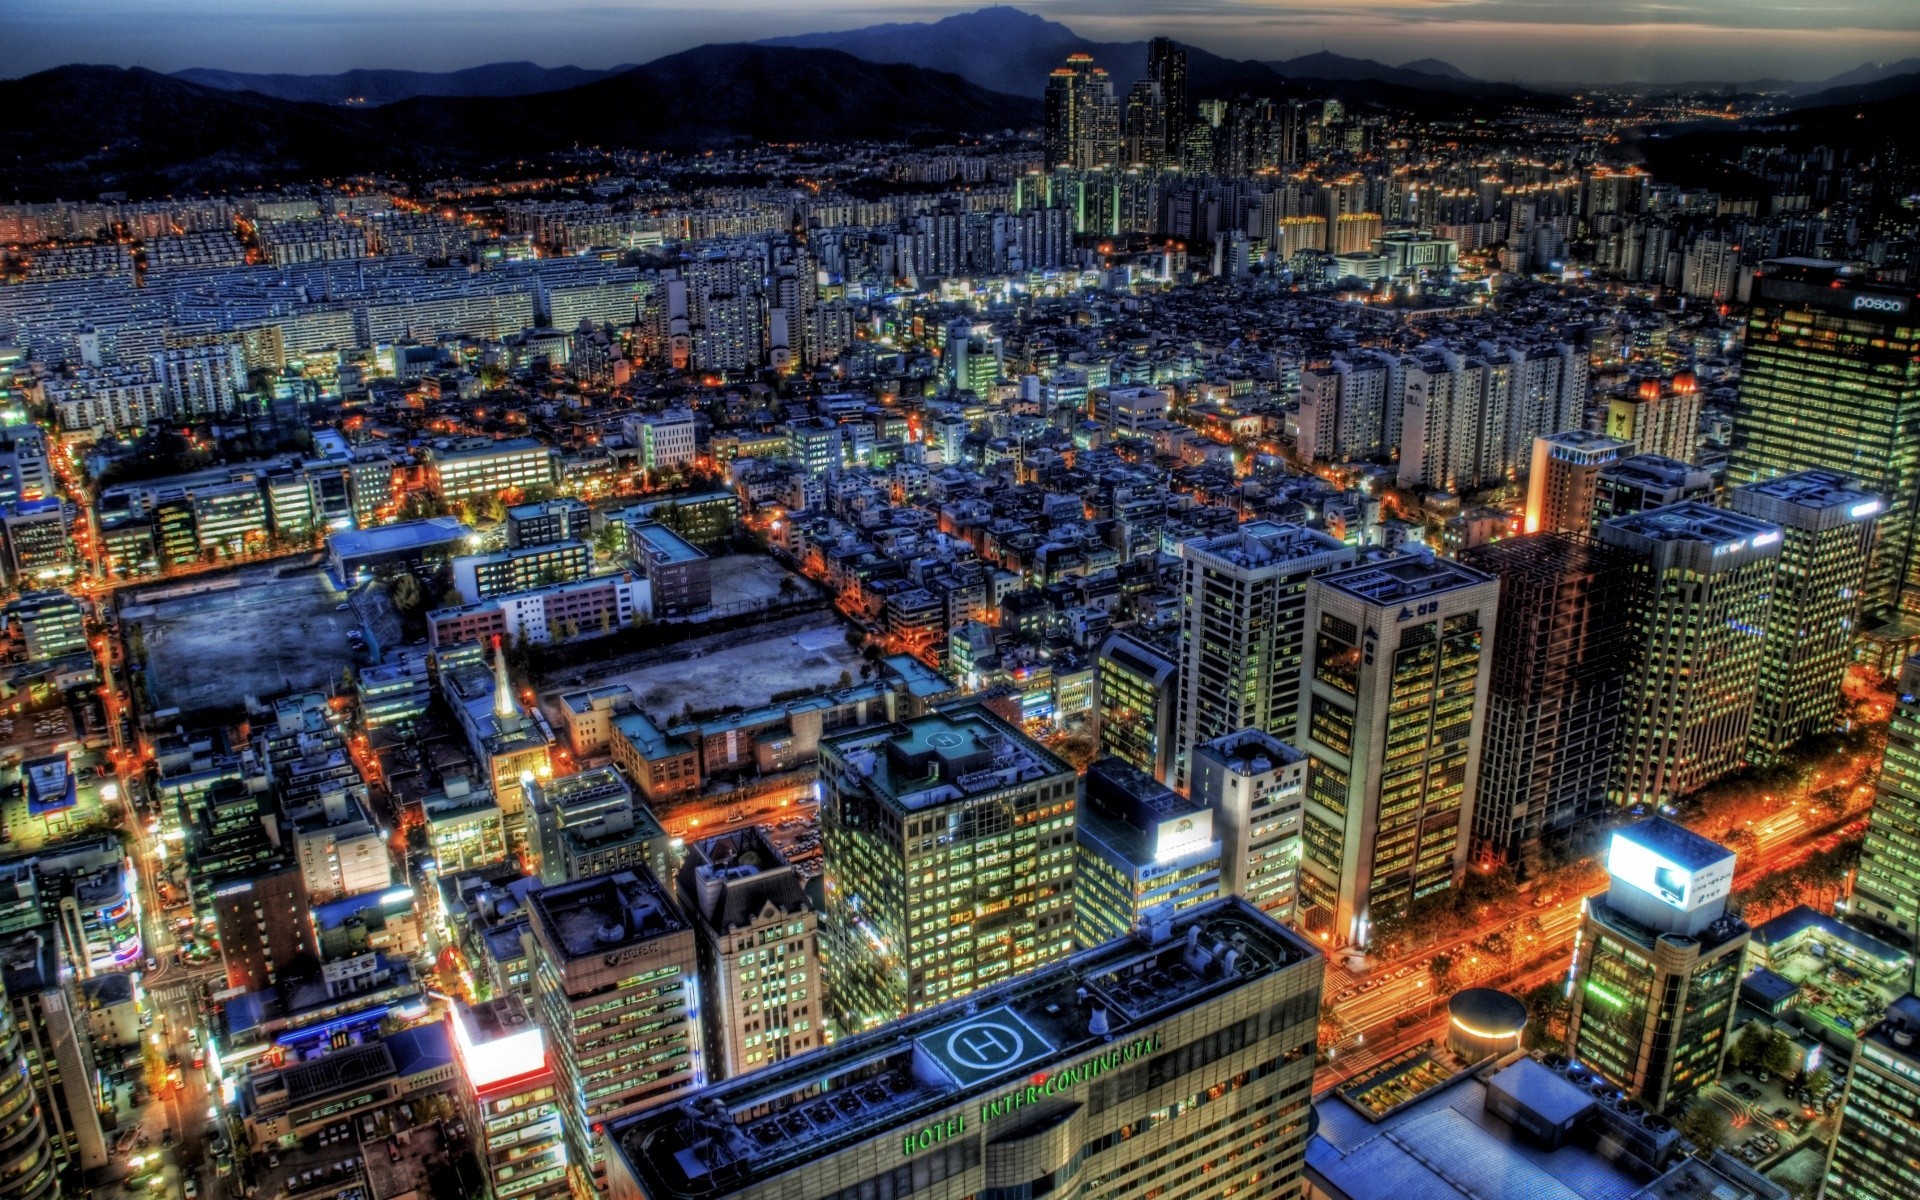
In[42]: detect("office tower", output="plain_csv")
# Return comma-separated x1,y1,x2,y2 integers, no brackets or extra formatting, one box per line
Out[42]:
1172,521,1354,790
0,974,56,1200
1072,757,1221,947
676,829,823,1081
1524,430,1631,534
526,766,671,886
1823,992,1920,1200
0,927,105,1187
1190,728,1307,923
1588,454,1714,531
1298,555,1498,945
607,896,1324,1200
449,996,570,1200
1728,471,1882,762
1600,503,1783,806
1092,631,1178,783
1461,534,1641,867
820,705,1076,1031
1605,372,1701,463
1147,36,1187,157
1043,54,1118,170
527,869,700,1193
1729,259,1920,621
1565,819,1748,1114
1851,657,1920,965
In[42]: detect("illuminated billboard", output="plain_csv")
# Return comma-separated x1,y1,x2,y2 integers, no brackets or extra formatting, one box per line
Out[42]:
1607,829,1734,913
451,1004,547,1094
1151,809,1215,864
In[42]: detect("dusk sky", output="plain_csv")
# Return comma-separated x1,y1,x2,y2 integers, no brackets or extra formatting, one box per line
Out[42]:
10,0,1920,83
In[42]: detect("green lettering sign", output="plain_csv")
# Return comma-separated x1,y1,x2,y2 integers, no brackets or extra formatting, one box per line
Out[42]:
977,1034,1161,1124
900,1113,966,1157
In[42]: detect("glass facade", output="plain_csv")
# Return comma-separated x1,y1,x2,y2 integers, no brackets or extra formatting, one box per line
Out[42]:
1728,262,1920,620
1853,657,1920,956
1824,998,1920,1200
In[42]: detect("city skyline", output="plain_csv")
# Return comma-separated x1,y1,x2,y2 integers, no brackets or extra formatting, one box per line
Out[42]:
8,1,1920,84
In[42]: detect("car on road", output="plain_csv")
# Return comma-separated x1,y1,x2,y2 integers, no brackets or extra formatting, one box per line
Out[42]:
1335,989,1357,1002
184,1179,198,1198
1360,980,1380,993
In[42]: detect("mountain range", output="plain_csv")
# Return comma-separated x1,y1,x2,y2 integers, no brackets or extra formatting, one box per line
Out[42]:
0,46,1035,199
3,6,1913,201
171,61,634,105
149,9,1920,106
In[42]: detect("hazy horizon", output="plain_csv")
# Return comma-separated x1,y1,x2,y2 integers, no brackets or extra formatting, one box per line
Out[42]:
8,0,1920,85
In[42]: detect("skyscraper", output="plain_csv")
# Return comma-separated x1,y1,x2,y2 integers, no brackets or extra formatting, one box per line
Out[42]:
820,705,1077,1031
1523,430,1630,535
1172,521,1354,790
1565,819,1748,1115
1093,630,1178,783
1728,471,1882,762
606,897,1324,1200
1072,757,1220,947
1600,503,1783,807
1042,54,1119,171
675,828,824,1081
1729,258,1920,622
0,973,56,1200
1122,78,1166,169
1190,728,1307,923
1298,554,1498,945
1147,36,1187,159
1823,992,1920,1200
527,868,700,1193
449,996,570,1200
1851,656,1920,971
1462,534,1641,868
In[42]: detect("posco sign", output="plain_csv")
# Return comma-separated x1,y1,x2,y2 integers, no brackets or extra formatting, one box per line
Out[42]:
978,1033,1161,1123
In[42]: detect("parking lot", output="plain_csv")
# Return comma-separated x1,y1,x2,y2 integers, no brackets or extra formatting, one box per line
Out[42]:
1711,1061,1845,1172
123,565,356,716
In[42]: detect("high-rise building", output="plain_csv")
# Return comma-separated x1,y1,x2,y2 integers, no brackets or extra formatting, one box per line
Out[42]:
526,767,672,887
1092,630,1178,783
0,971,56,1200
0,927,106,1188
1605,371,1701,463
1600,503,1783,806
1728,258,1920,622
1190,728,1307,923
1851,656,1920,969
1728,471,1882,762
527,868,700,1193
1298,554,1498,945
1588,453,1713,531
606,896,1324,1200
1072,757,1221,947
1462,534,1641,868
1147,36,1187,159
1122,78,1166,169
820,705,1077,1032
1524,430,1631,535
449,996,570,1200
1823,991,1920,1200
1172,521,1354,790
1565,819,1749,1114
1043,54,1118,170
676,829,824,1081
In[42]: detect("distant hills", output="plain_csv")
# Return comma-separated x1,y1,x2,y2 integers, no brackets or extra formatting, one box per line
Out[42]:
758,6,1510,101
1787,58,1920,95
0,47,1037,198
172,61,634,105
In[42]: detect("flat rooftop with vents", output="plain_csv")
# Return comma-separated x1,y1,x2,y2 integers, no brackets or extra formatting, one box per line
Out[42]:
607,895,1319,1200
